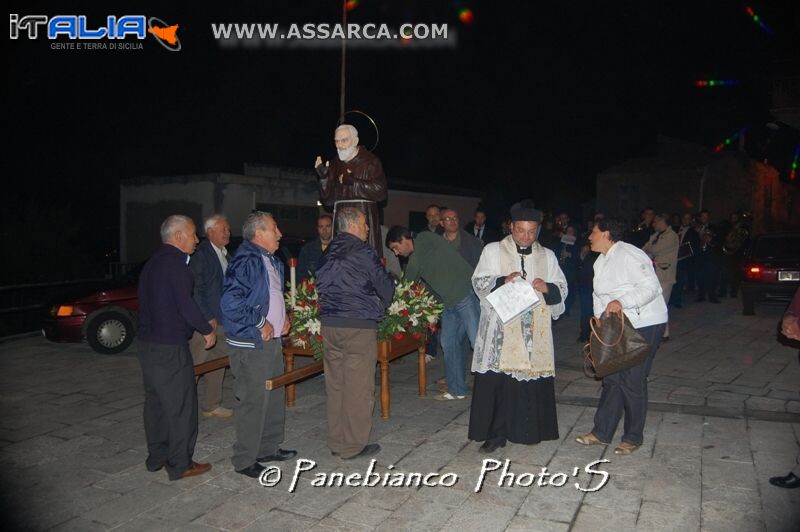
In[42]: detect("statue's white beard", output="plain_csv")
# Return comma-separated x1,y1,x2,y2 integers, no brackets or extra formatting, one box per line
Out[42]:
337,146,357,161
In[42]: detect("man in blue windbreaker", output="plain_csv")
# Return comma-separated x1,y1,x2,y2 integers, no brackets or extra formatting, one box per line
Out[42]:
221,211,296,479
316,207,394,460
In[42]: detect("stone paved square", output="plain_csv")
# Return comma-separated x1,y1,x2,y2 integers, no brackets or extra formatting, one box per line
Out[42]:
1,298,798,530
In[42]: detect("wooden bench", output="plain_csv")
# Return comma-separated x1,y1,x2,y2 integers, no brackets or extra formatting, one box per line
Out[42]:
193,336,427,420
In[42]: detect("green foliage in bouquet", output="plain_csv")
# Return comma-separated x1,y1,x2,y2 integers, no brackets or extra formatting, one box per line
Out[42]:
285,276,443,360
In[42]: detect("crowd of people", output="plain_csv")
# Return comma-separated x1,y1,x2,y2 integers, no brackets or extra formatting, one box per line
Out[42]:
133,123,776,485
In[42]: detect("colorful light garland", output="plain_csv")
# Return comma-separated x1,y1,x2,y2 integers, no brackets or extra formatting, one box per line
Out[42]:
790,144,799,181
694,79,740,87
713,127,747,152
458,7,474,25
345,0,359,12
744,6,773,34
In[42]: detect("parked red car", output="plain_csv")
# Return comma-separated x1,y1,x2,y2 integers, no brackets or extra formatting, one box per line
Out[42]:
42,236,308,354
42,267,140,354
741,233,800,315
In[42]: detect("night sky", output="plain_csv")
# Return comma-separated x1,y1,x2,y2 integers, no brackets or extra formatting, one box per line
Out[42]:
5,1,799,281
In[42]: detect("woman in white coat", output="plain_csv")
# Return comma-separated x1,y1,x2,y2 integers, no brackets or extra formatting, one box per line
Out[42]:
576,218,668,455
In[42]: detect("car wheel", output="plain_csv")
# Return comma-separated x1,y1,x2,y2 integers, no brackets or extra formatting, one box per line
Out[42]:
86,311,135,354
742,293,755,316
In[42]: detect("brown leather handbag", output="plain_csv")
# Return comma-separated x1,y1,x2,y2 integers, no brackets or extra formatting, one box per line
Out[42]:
583,313,650,378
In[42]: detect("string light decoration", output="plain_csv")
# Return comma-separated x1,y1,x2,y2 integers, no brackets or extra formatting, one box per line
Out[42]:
713,127,747,152
694,79,740,87
744,6,773,34
345,0,359,12
458,7,474,24
790,144,799,181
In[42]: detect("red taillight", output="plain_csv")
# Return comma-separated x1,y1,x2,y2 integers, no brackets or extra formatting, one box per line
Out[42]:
744,265,761,280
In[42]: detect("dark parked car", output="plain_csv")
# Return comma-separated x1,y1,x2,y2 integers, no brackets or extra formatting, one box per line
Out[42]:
42,236,309,354
741,233,800,315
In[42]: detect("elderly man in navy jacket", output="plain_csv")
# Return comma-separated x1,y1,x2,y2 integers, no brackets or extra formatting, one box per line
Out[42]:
189,214,232,418
137,215,216,480
316,207,394,459
221,211,296,478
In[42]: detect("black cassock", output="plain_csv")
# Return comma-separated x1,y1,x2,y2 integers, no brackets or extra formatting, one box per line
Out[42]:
468,372,559,446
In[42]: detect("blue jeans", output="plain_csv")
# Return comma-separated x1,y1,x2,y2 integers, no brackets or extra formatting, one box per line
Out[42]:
440,293,481,396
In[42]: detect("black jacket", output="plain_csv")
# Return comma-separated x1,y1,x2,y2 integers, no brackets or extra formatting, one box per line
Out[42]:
464,222,501,244
316,232,394,328
190,239,225,321
297,238,326,280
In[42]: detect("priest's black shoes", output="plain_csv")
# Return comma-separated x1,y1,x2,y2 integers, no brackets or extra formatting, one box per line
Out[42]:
236,463,266,479
256,448,298,463
478,439,506,454
768,472,800,489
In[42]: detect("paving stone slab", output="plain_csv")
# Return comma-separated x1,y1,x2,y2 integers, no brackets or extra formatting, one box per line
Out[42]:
572,503,638,531
82,481,181,527
330,501,393,528
505,516,570,532
636,500,700,532
192,486,293,530
439,499,517,532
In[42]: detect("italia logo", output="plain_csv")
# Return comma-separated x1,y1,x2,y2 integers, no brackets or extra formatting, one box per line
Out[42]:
9,14,181,51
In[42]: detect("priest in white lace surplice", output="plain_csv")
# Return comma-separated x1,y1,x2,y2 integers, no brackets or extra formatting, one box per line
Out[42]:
468,200,568,454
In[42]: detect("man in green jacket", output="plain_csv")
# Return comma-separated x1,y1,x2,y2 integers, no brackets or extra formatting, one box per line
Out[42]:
386,227,480,400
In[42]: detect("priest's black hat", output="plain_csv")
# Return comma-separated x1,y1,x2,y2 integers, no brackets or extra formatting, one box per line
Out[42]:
509,200,542,223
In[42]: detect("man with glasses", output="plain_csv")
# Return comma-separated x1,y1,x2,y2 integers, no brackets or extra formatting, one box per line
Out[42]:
440,208,483,269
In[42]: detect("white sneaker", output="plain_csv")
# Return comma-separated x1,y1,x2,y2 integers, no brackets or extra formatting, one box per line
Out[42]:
425,354,434,364
434,392,465,401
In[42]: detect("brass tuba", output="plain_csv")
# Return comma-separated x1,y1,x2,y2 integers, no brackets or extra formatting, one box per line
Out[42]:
722,224,748,255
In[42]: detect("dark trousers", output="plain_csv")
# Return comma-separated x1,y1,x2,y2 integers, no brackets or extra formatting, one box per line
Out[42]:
137,341,198,480
592,323,666,446
322,326,378,458
564,280,577,316
425,328,440,358
228,340,285,471
686,256,697,292
696,253,719,301
671,259,689,306
578,285,593,340
718,254,741,297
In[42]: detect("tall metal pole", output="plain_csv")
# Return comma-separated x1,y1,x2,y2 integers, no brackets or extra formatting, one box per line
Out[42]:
339,0,347,124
